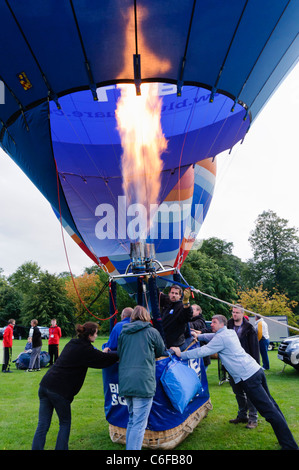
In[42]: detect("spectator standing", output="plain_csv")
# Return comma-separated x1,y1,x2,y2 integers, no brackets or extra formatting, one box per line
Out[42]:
48,319,62,366
227,305,260,428
255,315,270,370
27,319,42,372
2,319,15,373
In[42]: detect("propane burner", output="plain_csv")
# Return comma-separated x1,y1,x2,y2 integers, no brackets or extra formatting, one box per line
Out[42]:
129,241,156,274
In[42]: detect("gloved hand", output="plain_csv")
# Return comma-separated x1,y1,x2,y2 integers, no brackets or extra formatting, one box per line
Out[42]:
183,288,191,304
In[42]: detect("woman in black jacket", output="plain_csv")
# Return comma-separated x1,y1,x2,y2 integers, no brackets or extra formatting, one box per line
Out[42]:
32,322,118,450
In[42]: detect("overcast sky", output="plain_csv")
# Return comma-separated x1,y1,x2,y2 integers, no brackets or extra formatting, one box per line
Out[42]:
0,64,298,278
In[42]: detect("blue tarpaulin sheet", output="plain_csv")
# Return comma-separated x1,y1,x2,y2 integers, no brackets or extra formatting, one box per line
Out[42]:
103,343,210,432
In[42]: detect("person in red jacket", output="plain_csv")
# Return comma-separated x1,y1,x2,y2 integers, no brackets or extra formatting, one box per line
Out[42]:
2,319,16,373
48,319,62,366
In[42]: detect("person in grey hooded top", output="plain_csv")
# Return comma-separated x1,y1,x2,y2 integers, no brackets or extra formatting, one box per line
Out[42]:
117,305,165,450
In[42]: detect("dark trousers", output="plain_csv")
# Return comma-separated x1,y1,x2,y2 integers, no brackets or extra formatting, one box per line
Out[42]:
242,368,298,450
32,385,71,450
48,344,59,365
2,347,12,371
229,375,258,422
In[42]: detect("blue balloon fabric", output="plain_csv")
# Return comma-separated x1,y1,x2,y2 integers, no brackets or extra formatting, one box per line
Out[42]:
0,1,298,290
15,351,50,370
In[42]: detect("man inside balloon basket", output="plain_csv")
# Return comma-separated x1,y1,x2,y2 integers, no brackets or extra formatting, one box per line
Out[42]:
158,284,194,351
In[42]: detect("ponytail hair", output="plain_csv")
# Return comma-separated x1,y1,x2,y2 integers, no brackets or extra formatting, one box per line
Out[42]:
76,322,98,340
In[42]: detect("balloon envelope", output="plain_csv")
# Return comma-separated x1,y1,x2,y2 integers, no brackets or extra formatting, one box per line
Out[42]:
0,1,298,284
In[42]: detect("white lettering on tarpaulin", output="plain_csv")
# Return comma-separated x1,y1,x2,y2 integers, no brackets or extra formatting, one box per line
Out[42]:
109,383,127,406
188,358,201,376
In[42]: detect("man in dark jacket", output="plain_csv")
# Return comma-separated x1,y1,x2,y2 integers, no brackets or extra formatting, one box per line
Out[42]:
227,304,260,429
159,285,193,349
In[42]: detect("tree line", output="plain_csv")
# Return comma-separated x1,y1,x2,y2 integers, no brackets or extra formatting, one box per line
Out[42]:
0,210,298,336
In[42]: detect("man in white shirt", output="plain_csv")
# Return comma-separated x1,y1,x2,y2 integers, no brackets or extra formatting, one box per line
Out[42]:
171,314,298,450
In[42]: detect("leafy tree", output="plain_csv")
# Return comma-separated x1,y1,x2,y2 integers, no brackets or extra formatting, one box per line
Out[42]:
64,268,135,335
238,285,298,332
181,249,238,319
200,237,248,288
248,210,299,315
0,268,7,288
0,285,23,325
64,272,109,323
21,271,75,336
8,261,42,295
249,210,299,289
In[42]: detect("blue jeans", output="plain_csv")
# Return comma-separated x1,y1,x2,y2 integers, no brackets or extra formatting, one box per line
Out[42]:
125,396,153,450
259,338,270,369
242,368,298,450
32,385,71,450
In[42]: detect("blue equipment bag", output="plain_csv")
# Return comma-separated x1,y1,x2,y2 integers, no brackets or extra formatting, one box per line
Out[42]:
160,354,204,413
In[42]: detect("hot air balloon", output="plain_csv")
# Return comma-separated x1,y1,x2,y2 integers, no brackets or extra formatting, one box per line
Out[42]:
0,0,298,449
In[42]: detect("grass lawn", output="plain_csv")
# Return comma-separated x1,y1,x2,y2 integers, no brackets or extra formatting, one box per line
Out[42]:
0,336,298,451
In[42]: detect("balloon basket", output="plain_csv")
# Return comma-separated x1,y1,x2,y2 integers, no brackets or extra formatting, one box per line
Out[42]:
108,398,212,450
102,341,212,450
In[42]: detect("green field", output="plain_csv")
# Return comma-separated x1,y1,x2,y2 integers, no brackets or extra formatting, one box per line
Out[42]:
0,337,298,451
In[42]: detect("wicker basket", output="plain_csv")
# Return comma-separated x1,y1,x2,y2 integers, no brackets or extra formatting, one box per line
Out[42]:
109,398,213,450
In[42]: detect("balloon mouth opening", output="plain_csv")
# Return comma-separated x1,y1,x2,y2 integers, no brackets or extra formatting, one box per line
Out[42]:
49,82,247,269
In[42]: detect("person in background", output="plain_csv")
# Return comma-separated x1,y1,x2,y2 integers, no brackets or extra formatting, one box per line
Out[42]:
25,337,33,352
227,305,260,429
102,307,133,352
171,315,298,450
48,319,62,366
188,304,211,369
27,319,42,372
255,314,270,370
32,322,118,450
2,318,15,373
117,306,165,450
